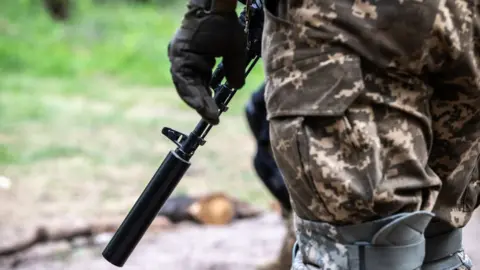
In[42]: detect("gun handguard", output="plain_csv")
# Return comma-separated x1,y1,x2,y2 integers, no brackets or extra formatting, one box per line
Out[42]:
102,1,264,267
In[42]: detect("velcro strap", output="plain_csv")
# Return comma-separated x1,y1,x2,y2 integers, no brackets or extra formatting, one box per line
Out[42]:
422,255,464,270
424,228,462,263
346,240,426,270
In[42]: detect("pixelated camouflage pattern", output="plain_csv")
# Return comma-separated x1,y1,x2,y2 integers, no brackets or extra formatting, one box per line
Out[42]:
452,251,474,270
457,251,474,269
291,214,350,270
263,0,479,268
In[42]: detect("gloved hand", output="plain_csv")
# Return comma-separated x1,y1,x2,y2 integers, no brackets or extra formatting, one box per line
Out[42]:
168,0,247,125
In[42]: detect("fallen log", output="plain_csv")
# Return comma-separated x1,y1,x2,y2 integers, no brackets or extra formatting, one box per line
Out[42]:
0,192,262,257
0,217,172,257
157,192,263,225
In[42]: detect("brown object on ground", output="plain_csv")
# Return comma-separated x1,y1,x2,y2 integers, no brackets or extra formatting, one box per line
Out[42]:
0,216,172,257
188,193,236,225
157,192,262,225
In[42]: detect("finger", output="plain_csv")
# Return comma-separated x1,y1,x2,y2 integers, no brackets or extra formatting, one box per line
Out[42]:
172,71,219,124
223,34,247,89
168,35,219,124
223,53,247,89
198,96,220,125
170,42,215,92
170,71,205,111
170,55,221,124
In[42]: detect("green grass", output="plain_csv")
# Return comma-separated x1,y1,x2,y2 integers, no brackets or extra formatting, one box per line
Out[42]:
0,0,266,165
0,0,265,109
0,0,272,216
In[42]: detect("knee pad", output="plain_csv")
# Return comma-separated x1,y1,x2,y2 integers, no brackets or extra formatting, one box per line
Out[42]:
292,211,435,270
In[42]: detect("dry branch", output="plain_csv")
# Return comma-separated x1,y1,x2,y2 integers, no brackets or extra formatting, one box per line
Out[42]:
0,217,172,257
0,192,262,257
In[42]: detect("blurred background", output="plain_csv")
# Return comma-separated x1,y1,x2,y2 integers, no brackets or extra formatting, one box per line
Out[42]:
0,0,478,269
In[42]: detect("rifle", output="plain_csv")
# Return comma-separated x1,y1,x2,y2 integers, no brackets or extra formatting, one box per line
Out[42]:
102,0,264,267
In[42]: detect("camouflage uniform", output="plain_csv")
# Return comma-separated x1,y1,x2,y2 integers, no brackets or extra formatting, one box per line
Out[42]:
262,0,479,269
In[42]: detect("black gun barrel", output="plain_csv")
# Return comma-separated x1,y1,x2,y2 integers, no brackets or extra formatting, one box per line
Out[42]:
102,2,263,267
102,54,260,267
102,150,190,267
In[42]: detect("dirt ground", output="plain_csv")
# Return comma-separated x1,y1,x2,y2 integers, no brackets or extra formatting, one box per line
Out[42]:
0,210,478,270
1,92,479,270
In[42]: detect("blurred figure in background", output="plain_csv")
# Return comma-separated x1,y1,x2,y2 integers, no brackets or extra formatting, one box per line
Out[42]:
245,83,294,270
42,0,70,21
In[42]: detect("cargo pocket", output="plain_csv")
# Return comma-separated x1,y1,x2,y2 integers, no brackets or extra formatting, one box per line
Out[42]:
262,6,366,118
269,116,328,221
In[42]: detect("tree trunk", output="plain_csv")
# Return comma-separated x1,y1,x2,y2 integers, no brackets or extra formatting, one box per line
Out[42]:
42,0,71,21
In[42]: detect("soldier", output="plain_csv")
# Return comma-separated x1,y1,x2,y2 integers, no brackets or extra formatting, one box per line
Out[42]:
167,0,479,269
245,83,294,270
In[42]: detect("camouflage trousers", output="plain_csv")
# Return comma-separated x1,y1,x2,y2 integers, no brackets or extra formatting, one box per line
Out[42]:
262,0,480,269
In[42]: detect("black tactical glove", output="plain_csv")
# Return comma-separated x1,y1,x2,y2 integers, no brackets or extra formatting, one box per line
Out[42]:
168,0,247,125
